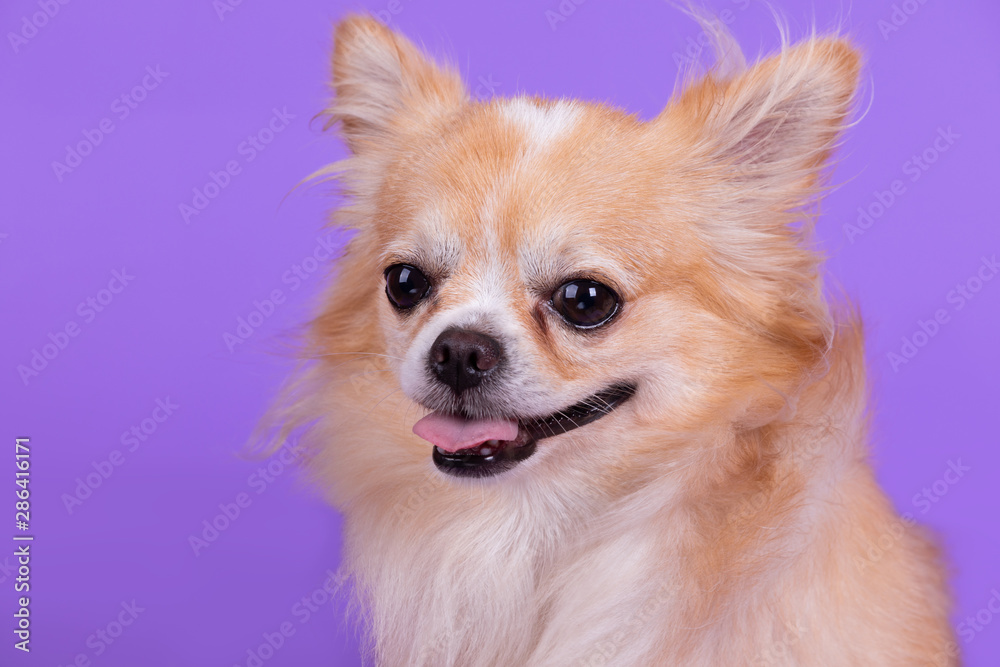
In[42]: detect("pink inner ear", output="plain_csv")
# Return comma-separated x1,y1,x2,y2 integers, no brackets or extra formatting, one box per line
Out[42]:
413,411,519,452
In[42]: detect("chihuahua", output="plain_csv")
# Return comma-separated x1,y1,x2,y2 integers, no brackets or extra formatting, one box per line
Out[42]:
267,13,957,666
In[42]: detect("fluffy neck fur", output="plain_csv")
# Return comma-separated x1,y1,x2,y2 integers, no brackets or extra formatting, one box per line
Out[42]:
269,311,954,666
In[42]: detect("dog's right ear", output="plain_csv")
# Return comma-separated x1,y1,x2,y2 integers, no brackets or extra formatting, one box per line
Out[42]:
329,15,467,154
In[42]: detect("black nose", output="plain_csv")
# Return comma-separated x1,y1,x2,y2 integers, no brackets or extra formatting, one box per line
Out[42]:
429,328,502,394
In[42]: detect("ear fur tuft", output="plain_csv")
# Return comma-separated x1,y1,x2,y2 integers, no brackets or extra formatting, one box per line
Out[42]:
328,14,467,154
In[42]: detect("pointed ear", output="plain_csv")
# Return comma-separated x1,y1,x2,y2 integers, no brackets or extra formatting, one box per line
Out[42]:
670,37,862,203
329,15,467,154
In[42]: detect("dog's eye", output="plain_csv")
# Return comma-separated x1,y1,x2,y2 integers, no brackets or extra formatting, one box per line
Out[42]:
384,264,430,309
551,279,620,329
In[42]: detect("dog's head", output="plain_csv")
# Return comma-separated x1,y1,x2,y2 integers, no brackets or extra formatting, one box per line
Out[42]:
304,16,860,482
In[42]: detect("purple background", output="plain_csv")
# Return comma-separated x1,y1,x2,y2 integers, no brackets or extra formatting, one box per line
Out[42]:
1,0,998,664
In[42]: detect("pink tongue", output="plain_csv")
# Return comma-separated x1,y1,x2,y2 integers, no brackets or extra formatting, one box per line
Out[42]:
413,411,519,453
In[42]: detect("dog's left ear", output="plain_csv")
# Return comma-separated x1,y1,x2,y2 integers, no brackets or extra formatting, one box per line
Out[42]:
667,37,861,204
329,15,468,154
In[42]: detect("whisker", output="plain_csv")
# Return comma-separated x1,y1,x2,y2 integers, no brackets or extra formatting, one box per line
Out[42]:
361,387,403,422
401,394,424,435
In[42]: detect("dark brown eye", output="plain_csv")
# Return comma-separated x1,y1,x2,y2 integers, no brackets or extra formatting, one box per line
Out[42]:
384,264,430,309
551,279,620,329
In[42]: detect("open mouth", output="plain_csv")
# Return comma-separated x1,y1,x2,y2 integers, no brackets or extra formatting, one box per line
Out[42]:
414,383,636,478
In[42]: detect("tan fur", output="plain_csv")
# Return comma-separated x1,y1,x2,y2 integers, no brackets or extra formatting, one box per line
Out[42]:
264,14,957,666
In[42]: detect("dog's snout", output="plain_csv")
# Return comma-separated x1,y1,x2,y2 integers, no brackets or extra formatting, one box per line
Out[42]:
429,328,502,394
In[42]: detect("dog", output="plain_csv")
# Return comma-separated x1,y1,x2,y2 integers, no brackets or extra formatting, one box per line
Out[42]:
264,13,957,666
